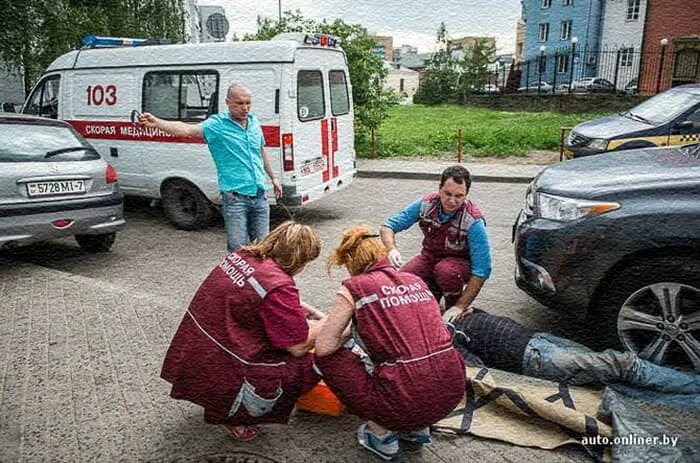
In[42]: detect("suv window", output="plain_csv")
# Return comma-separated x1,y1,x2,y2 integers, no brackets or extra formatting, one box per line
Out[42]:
297,70,325,121
23,75,60,119
0,122,99,162
329,70,349,116
143,71,219,122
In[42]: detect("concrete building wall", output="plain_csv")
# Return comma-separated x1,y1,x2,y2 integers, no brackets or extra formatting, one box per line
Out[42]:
371,36,394,62
598,0,647,89
385,67,420,102
515,19,526,63
186,0,201,44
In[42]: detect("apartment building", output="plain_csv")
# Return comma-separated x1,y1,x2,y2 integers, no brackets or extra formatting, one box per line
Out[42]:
520,0,603,87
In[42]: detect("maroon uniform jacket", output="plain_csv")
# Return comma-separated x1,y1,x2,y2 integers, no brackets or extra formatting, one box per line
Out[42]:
161,252,319,425
418,192,484,258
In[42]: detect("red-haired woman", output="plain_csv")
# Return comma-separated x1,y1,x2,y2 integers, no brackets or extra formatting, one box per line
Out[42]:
315,226,466,460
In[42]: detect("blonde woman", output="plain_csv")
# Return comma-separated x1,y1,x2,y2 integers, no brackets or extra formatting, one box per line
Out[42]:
315,226,466,461
161,221,325,441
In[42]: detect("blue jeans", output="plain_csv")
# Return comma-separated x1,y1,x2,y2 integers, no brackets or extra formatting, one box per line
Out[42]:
221,190,269,252
522,333,700,395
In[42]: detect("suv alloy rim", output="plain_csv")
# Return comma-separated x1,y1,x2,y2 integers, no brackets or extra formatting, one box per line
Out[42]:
617,282,700,372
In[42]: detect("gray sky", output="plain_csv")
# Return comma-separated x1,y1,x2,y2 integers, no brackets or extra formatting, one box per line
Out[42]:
198,0,522,54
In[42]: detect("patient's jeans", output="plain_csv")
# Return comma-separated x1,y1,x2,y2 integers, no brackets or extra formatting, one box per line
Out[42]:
521,333,700,396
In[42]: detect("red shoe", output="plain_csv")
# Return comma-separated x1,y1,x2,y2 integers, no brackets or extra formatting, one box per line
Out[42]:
226,424,261,442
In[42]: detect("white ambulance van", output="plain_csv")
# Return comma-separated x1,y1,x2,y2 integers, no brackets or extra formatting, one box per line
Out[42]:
23,33,357,229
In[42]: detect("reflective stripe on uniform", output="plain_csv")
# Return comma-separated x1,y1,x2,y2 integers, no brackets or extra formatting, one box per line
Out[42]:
185,309,286,367
355,293,379,309
380,345,456,367
247,276,267,298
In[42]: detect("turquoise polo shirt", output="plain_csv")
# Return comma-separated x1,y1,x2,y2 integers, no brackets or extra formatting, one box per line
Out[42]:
201,112,267,195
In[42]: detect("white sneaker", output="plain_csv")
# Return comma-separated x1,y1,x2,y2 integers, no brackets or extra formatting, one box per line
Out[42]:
357,423,400,461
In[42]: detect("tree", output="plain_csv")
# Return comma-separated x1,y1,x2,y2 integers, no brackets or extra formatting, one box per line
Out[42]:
0,0,186,95
244,10,397,135
457,38,497,101
414,23,459,104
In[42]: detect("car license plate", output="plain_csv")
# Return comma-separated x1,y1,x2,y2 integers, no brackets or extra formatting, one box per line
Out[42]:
26,180,86,197
300,157,327,176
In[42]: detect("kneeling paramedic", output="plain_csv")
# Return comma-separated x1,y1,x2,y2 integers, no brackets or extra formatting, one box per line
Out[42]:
161,221,325,441
314,226,466,461
380,165,491,316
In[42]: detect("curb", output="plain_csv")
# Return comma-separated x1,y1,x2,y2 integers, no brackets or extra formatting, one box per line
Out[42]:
358,170,534,184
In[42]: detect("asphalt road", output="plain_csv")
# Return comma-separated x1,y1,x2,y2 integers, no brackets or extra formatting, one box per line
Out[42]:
2,177,590,341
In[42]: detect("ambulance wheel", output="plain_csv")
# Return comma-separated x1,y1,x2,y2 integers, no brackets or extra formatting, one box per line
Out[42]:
161,180,214,230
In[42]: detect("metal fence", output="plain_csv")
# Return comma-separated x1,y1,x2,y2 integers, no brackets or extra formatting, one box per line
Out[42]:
477,44,699,96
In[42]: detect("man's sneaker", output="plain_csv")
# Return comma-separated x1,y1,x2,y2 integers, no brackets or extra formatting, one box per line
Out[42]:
397,427,432,444
357,423,400,461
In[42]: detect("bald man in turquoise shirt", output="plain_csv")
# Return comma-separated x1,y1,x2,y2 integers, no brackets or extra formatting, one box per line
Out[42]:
140,84,282,252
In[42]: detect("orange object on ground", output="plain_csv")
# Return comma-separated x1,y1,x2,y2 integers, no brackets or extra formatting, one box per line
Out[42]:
296,381,345,416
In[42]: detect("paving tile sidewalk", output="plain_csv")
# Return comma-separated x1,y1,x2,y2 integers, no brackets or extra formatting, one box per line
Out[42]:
0,260,590,462
357,158,549,183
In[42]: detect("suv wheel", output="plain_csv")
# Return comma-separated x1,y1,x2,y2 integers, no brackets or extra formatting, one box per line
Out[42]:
75,232,116,253
162,180,214,230
598,257,700,372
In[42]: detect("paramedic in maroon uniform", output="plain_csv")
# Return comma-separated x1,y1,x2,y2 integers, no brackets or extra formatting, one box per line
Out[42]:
315,226,466,461
380,165,491,320
161,221,325,442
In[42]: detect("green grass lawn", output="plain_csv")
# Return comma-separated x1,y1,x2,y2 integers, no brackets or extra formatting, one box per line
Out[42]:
356,104,612,158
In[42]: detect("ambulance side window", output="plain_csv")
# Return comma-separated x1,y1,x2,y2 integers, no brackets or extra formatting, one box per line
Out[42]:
142,70,219,122
24,75,60,119
297,70,325,122
329,70,349,116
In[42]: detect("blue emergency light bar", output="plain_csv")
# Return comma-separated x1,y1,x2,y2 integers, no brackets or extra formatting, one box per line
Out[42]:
82,35,150,48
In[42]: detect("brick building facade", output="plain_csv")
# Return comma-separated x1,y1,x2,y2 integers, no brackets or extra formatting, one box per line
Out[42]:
640,0,700,94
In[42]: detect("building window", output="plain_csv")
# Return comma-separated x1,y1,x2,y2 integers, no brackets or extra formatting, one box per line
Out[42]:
562,0,573,5
557,54,570,73
560,21,572,40
542,0,552,8
619,47,634,67
627,0,641,20
539,23,550,42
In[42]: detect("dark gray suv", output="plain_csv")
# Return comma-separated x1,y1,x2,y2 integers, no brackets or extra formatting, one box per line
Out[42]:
513,144,700,372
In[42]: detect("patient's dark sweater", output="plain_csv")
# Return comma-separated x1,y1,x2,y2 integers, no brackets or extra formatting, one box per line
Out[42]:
452,309,536,374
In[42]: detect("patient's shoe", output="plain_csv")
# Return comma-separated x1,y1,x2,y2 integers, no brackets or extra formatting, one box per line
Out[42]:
357,423,400,460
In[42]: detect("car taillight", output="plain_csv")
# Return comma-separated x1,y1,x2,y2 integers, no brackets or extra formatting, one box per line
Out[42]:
282,133,294,172
106,164,118,184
